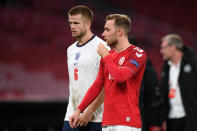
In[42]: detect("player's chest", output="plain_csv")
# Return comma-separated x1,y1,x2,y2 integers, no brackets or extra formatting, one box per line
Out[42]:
68,48,98,68
111,52,129,66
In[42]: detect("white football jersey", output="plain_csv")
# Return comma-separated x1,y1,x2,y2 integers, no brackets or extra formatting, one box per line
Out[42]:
65,35,108,122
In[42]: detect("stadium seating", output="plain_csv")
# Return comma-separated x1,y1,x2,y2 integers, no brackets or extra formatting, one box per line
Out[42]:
1,0,197,99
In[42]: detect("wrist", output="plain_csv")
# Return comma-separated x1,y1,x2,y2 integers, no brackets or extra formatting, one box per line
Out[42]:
76,108,82,113
86,107,94,114
103,52,109,58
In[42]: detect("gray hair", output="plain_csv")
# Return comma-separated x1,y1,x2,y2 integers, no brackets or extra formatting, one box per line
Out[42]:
162,34,183,50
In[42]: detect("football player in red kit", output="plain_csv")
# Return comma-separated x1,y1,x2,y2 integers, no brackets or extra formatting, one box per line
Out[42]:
69,14,147,131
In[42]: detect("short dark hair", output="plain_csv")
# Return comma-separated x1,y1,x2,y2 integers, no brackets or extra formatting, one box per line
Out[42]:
68,5,93,23
106,14,131,36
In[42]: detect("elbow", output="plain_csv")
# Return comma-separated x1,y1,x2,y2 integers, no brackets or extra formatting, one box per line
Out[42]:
113,74,129,83
109,69,133,83
115,77,127,83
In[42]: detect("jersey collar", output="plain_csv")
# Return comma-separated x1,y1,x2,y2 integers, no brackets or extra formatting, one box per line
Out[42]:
76,35,96,47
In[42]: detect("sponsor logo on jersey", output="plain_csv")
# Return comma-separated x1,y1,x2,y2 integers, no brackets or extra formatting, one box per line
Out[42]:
136,52,142,57
74,62,78,66
133,47,143,53
126,117,130,122
119,57,125,65
130,59,139,67
133,47,143,57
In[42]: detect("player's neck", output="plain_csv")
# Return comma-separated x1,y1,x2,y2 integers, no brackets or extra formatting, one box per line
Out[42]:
77,31,94,45
115,37,131,53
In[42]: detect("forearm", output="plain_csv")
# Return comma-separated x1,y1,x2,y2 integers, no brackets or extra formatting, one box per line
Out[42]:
86,88,104,113
78,77,104,112
103,55,132,82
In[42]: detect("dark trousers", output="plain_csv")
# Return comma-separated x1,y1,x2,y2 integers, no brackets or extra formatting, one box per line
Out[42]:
167,117,186,131
62,121,102,131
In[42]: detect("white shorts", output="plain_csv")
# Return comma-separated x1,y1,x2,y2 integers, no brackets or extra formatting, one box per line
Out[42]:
102,125,141,131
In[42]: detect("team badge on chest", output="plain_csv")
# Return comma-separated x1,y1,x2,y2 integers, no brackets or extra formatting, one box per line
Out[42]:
183,64,192,73
74,52,81,66
119,57,125,65
75,52,81,61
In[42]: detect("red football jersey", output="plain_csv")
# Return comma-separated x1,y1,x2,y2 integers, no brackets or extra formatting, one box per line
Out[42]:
78,45,147,128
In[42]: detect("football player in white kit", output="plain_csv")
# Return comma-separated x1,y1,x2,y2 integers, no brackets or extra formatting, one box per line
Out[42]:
62,5,108,131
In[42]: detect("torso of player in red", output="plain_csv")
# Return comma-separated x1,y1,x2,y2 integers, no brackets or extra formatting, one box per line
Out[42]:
101,45,146,128
78,45,147,128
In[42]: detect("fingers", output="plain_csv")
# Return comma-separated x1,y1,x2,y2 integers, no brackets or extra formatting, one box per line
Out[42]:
98,43,105,51
84,122,88,126
97,44,102,54
69,109,82,128
76,119,88,127
76,113,89,127
97,43,109,58
73,116,79,127
69,116,86,128
78,120,85,127
69,115,79,128
69,109,90,128
69,116,75,128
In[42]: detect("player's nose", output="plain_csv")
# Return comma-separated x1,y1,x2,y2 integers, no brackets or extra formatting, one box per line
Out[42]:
70,24,75,29
102,31,105,37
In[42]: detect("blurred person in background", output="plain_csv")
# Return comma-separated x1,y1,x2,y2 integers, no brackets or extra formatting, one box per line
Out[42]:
160,34,197,131
140,58,162,131
129,38,163,131
62,5,109,131
70,14,147,131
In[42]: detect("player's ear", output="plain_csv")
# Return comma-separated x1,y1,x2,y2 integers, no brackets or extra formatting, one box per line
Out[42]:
172,44,177,50
86,20,91,28
116,28,124,37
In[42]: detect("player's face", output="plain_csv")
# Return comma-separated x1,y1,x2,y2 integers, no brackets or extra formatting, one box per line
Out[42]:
160,41,173,60
102,19,118,46
68,14,87,39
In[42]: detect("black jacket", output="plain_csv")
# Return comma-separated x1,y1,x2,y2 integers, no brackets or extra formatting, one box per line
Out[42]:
140,59,162,131
161,46,197,131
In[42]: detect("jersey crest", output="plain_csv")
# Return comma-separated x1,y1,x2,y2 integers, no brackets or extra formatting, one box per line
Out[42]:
75,52,81,61
119,57,125,65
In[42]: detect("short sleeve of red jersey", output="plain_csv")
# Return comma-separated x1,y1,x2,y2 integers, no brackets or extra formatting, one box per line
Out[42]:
124,47,147,74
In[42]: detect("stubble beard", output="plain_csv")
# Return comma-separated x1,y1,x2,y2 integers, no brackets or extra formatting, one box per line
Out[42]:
73,30,87,40
107,37,118,47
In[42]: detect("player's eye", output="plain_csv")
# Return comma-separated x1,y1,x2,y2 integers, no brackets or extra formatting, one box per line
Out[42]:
73,22,80,25
104,27,109,31
68,22,80,25
106,28,110,31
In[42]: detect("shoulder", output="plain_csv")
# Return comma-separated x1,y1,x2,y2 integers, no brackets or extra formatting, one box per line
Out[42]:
67,41,77,52
161,61,169,74
93,36,110,50
93,36,105,43
185,55,197,69
128,45,147,58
